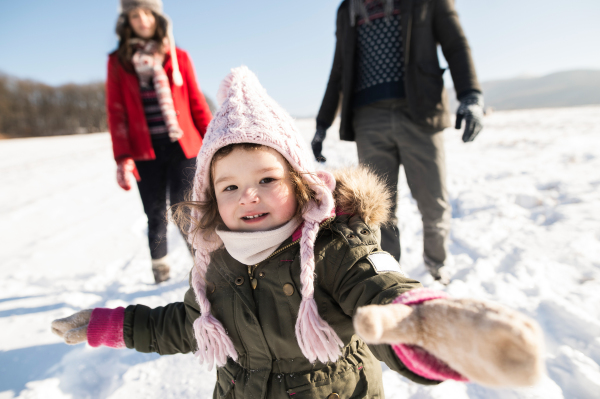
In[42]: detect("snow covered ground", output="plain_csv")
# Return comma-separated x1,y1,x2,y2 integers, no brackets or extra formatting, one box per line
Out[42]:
1,105,599,398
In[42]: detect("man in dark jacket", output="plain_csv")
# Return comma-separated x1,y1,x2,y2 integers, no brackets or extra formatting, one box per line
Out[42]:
312,0,484,283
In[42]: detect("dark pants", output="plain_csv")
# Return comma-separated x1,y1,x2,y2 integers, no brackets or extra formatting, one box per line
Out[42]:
135,141,196,260
353,99,451,264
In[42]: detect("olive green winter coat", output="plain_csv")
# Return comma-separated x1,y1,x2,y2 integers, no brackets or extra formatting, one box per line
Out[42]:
122,168,440,398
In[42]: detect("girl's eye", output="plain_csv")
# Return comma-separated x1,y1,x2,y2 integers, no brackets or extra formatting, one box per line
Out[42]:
224,185,237,192
260,178,276,184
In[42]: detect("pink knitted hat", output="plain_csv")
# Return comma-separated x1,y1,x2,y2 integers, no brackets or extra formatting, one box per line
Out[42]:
189,66,343,369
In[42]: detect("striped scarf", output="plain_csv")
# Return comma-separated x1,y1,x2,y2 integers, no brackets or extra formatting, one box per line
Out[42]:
131,40,183,142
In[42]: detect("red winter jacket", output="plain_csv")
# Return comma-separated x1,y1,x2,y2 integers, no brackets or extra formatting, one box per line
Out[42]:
106,48,212,162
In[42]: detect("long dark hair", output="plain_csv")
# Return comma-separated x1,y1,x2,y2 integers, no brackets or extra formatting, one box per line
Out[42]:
115,11,168,70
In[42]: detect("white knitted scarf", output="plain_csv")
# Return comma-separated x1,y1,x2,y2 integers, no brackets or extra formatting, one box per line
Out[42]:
131,39,184,142
215,217,302,265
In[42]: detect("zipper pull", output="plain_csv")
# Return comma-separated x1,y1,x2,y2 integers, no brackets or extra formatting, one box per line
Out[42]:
248,264,258,289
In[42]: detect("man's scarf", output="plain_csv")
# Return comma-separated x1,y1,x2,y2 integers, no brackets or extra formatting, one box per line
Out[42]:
350,0,396,26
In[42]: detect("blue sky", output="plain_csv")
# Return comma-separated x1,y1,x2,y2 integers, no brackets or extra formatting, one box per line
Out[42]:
1,0,599,116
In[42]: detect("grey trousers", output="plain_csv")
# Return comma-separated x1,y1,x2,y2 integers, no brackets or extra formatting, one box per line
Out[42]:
352,98,451,264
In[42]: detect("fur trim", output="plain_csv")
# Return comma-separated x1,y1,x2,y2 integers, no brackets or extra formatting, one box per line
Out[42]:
332,166,392,227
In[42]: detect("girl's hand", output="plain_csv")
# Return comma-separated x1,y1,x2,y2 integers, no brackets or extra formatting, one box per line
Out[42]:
354,298,544,387
51,309,93,345
52,307,126,348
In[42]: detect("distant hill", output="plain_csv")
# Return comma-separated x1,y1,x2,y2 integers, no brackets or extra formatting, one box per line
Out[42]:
447,69,600,111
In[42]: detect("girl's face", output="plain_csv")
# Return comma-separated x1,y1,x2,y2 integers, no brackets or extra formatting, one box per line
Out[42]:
213,147,298,232
128,7,156,39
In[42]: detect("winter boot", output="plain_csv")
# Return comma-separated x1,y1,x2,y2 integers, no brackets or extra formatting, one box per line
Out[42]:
151,256,171,284
424,254,450,285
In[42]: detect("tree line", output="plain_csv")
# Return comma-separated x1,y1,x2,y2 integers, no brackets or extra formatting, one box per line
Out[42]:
0,73,216,139
0,73,107,138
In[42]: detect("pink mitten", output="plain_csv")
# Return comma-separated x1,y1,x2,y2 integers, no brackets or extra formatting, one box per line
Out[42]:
87,307,126,348
116,158,140,191
51,307,126,348
354,288,545,387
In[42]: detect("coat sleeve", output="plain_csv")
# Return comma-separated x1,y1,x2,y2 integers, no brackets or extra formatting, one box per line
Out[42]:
432,0,481,99
122,286,199,355
315,7,344,130
326,245,440,385
181,51,212,137
106,56,133,163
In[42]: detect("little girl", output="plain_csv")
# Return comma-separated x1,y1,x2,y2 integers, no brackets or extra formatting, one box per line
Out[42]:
52,66,544,398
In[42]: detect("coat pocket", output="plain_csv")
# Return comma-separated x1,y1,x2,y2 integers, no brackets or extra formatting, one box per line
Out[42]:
216,366,237,398
418,63,446,78
285,363,368,398
416,63,446,112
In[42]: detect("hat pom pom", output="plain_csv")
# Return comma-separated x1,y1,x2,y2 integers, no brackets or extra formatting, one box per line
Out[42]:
217,66,256,107
216,72,235,107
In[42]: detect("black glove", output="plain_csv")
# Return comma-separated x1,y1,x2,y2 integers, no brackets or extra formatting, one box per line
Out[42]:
311,126,327,163
455,93,484,142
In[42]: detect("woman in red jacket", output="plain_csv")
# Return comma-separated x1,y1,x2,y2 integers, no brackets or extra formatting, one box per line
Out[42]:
107,0,212,283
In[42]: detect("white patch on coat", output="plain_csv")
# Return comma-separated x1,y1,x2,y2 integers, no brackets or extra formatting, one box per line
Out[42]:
367,252,407,277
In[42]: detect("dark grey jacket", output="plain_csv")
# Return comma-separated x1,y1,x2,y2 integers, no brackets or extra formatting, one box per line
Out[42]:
316,0,481,140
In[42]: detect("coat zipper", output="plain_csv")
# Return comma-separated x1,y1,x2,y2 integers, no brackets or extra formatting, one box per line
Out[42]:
405,2,413,66
247,216,335,289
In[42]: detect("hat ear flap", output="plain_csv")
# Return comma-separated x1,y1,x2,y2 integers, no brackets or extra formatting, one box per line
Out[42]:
302,171,335,224
315,170,336,192
295,219,344,363
191,248,237,369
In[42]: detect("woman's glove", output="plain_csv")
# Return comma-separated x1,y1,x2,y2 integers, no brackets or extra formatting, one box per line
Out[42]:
116,158,141,191
353,289,544,387
51,307,126,348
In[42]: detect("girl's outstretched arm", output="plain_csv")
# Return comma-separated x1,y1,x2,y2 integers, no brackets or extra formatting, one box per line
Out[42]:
353,288,545,387
123,287,199,354
51,287,200,355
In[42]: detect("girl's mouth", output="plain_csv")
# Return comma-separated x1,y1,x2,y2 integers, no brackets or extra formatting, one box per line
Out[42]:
241,213,268,221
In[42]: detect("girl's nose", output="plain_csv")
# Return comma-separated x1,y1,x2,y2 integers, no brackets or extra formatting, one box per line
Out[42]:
239,188,259,205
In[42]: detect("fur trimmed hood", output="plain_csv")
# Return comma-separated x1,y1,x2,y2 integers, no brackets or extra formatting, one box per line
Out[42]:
332,166,393,227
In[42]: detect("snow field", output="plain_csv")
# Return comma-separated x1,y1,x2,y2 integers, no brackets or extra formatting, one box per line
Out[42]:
1,105,599,398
